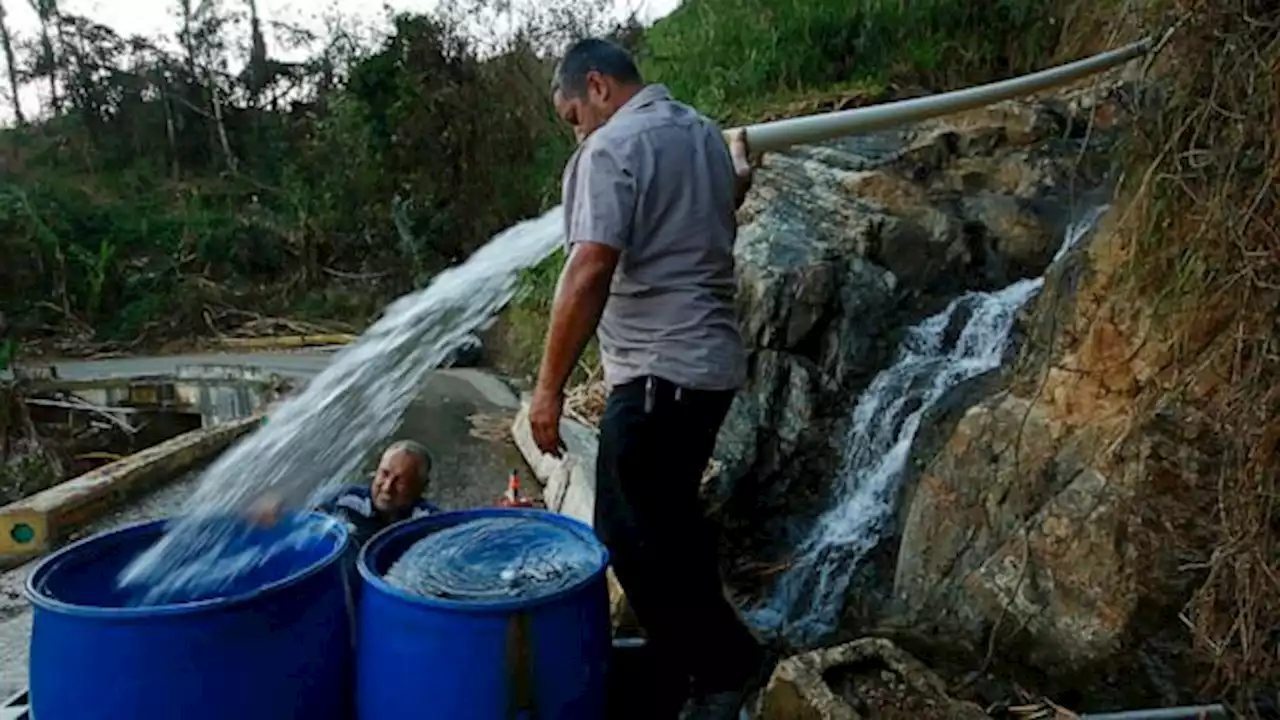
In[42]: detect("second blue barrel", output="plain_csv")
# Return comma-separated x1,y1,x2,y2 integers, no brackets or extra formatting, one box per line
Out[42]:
357,507,611,719
25,513,354,720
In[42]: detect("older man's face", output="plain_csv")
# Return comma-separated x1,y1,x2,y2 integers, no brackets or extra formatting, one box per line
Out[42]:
370,449,424,515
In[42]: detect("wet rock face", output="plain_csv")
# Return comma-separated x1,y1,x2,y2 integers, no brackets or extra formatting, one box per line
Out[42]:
887,85,1223,698
709,94,1121,579
892,357,1222,694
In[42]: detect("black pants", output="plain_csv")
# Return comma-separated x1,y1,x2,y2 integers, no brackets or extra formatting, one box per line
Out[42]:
595,375,763,694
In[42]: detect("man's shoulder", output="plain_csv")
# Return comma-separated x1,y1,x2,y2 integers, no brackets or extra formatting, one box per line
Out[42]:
319,484,375,517
607,98,711,140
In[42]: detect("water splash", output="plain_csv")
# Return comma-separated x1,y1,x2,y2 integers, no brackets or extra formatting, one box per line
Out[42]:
117,207,565,602
385,516,606,602
749,206,1107,646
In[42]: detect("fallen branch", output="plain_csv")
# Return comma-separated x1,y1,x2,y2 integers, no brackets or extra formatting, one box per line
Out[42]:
29,394,137,435
23,398,141,416
322,266,387,281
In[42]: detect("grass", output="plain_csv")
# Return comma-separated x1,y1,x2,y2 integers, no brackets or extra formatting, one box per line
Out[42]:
484,248,601,383
642,0,1062,122
1098,0,1280,702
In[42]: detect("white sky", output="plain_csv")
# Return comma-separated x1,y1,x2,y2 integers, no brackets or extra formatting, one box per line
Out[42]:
0,0,681,122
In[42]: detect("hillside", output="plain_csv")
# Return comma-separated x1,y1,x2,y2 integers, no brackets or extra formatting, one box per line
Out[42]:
0,0,1063,370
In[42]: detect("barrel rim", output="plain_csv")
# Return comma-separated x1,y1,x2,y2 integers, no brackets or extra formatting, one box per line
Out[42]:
24,512,349,618
357,507,610,613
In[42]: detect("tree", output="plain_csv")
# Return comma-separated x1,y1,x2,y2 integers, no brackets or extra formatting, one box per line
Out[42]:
0,1,24,124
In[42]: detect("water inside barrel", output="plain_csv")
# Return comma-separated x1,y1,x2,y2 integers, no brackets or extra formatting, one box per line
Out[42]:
384,516,604,603
114,515,342,607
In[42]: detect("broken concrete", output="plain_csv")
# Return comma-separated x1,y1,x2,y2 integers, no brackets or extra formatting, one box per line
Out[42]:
510,396,598,527
26,367,284,427
758,637,990,720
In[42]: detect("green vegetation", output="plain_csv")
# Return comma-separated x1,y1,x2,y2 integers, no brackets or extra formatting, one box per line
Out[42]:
1102,0,1280,700
0,0,1061,377
643,0,1060,121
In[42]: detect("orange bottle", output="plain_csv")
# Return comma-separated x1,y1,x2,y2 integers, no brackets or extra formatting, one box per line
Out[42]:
498,470,535,508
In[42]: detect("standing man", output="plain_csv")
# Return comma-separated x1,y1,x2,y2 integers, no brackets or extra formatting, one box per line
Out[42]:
529,38,770,720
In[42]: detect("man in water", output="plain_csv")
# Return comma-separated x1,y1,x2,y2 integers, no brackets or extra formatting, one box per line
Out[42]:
528,38,769,720
249,439,438,549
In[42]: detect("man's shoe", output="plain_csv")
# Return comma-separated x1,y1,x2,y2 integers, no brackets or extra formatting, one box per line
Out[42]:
677,690,749,720
678,649,778,720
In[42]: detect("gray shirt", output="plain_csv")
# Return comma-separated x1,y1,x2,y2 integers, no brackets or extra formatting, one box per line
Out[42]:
561,84,746,392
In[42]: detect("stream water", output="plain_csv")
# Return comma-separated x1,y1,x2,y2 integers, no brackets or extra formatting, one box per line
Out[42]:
116,207,565,604
748,206,1108,647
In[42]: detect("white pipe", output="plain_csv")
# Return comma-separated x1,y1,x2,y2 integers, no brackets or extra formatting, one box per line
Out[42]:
1079,705,1228,720
726,38,1151,153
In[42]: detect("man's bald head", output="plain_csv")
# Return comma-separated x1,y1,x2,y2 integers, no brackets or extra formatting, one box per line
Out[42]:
370,440,432,515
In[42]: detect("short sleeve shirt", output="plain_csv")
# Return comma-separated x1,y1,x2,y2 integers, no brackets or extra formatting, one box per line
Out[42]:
561,84,746,392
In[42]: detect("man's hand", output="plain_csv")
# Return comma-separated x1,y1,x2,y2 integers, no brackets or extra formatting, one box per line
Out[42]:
728,128,752,176
728,128,754,209
529,386,566,457
246,494,284,526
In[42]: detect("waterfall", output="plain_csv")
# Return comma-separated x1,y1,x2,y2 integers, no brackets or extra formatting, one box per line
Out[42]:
749,206,1108,646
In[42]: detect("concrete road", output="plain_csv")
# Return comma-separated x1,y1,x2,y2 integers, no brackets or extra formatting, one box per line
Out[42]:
0,352,533,701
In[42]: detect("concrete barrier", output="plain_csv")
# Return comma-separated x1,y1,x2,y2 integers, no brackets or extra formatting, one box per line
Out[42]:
0,414,263,568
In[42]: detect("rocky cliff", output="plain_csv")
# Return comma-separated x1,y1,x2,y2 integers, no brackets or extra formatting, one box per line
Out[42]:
708,85,1131,643
731,5,1280,715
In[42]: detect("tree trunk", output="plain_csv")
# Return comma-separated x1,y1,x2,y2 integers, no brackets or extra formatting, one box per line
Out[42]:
207,69,237,173
0,1,23,125
244,0,266,106
28,0,57,113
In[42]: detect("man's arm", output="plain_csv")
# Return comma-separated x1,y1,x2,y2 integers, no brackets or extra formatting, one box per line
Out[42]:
528,139,636,455
535,242,619,398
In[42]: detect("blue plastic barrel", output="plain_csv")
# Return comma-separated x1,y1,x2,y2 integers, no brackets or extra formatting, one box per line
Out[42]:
357,508,610,720
25,513,354,720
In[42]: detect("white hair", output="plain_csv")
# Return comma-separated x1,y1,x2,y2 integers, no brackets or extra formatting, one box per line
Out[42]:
384,439,433,487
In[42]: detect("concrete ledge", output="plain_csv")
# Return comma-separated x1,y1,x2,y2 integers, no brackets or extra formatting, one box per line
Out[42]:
511,397,640,628
27,371,282,426
510,394,599,528
0,414,263,567
1,689,28,720
215,334,356,349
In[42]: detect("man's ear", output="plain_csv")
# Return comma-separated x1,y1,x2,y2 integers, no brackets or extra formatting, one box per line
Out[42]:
586,71,608,101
